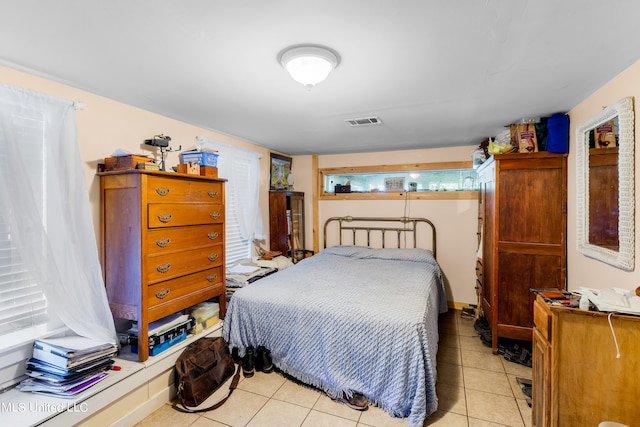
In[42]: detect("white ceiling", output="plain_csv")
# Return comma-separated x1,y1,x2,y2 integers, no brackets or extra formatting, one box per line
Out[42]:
1,1,639,155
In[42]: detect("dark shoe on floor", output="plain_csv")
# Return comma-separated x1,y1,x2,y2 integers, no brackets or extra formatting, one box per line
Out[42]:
256,346,274,373
479,329,492,347
474,317,490,331
231,346,241,364
517,376,533,399
242,346,255,378
334,392,369,411
502,347,532,368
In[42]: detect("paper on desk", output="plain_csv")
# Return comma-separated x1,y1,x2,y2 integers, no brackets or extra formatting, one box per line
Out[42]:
579,287,640,315
228,264,261,275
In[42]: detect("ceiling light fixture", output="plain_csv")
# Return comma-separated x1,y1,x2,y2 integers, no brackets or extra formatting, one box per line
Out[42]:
278,44,340,90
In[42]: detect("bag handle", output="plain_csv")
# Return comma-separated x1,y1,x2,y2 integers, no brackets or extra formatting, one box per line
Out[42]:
173,364,242,413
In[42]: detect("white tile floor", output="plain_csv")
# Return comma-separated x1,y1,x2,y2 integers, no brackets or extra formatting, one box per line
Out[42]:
135,310,532,427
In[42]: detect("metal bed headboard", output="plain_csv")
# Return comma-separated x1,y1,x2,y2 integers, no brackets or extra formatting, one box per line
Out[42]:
323,216,437,259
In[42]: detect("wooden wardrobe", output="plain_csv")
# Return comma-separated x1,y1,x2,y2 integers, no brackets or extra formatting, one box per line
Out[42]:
477,152,567,353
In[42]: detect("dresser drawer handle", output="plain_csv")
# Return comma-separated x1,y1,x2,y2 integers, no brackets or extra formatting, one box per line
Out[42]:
155,288,170,299
207,274,218,282
157,213,173,223
209,212,221,220
208,190,219,198
208,253,219,262
207,232,219,240
156,263,171,273
155,187,170,196
156,238,171,248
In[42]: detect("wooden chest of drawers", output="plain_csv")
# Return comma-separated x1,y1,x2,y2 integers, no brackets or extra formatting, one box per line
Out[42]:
99,170,226,361
532,296,640,426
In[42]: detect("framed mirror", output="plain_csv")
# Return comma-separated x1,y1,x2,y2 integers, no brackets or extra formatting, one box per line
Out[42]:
576,96,635,270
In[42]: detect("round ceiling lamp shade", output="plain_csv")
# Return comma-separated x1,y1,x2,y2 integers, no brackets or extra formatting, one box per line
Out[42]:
278,45,340,89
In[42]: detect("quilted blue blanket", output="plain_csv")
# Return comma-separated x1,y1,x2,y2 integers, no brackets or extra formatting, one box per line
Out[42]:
223,245,447,426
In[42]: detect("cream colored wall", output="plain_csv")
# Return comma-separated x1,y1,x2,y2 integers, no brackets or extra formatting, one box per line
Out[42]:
308,146,480,306
567,60,640,291
0,65,272,252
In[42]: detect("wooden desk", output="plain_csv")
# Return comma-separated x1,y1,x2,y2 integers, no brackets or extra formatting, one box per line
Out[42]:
532,295,640,426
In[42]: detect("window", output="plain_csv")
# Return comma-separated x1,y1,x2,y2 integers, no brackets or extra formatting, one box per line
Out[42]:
225,154,254,265
0,111,63,347
194,137,264,266
0,84,116,389
319,161,478,200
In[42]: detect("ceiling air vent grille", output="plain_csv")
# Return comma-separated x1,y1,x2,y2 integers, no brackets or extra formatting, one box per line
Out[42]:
345,116,382,126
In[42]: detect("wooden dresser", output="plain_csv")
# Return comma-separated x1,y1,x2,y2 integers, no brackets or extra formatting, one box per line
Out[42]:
99,170,226,361
478,152,567,353
532,296,640,426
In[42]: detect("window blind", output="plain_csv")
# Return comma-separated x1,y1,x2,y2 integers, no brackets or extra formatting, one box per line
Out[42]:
0,215,49,335
224,150,253,265
0,111,51,338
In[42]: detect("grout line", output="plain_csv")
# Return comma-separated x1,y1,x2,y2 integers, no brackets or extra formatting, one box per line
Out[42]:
453,311,471,427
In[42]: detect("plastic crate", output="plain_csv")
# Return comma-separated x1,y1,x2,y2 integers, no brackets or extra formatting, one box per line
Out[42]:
181,151,218,167
131,330,187,356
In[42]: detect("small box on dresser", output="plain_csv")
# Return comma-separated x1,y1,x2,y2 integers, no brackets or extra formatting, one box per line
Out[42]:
98,170,227,361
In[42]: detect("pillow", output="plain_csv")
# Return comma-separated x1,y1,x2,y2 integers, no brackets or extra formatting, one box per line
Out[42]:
323,245,435,263
322,245,372,258
363,247,435,263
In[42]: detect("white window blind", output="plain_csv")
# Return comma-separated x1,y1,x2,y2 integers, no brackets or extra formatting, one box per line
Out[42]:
0,216,49,335
225,151,254,265
0,113,51,337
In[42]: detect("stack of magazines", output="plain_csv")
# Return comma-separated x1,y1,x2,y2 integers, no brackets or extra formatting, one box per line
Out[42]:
226,265,278,288
18,336,118,398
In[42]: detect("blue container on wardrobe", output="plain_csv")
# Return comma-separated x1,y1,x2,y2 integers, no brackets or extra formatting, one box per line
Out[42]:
546,113,570,153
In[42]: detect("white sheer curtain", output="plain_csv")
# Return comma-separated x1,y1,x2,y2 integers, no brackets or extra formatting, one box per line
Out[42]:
0,83,117,345
196,137,265,242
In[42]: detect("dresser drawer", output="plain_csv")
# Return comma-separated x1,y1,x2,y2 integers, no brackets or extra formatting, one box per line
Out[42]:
147,245,224,283
146,176,223,204
146,224,223,255
148,203,224,228
533,298,552,341
147,267,224,318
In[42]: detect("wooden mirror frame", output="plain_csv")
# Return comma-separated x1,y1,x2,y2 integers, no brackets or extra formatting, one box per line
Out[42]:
576,96,635,270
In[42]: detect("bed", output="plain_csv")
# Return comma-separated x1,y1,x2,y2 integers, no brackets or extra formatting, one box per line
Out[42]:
223,216,448,426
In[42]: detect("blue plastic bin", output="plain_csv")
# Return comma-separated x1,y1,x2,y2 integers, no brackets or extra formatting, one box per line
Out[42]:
546,113,570,153
181,151,218,167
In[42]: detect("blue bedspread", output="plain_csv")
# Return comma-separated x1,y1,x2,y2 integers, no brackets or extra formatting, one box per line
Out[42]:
223,245,447,426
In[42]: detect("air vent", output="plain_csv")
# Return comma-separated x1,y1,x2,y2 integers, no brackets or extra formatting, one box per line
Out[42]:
345,116,382,126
